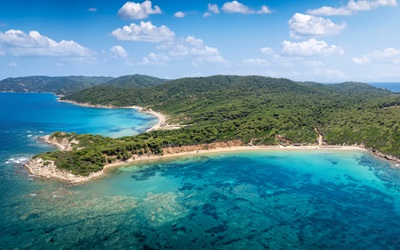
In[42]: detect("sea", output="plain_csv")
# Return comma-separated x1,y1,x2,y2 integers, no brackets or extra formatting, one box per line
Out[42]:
369,82,400,93
1,92,400,249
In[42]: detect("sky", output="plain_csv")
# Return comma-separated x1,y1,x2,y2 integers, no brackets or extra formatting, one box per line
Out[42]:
0,0,399,82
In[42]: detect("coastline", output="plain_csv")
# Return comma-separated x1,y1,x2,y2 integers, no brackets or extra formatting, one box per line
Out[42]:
23,96,400,185
25,142,375,185
57,98,167,133
103,145,369,169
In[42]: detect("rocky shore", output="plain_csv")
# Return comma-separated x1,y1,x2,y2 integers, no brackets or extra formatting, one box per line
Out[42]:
24,158,105,184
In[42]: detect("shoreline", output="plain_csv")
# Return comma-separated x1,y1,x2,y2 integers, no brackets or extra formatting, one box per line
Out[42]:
103,145,369,169
26,143,381,185
57,98,167,133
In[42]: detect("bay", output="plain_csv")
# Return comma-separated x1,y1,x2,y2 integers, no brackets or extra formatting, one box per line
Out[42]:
1,93,400,249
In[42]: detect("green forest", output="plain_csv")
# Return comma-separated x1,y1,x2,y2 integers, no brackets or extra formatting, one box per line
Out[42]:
0,76,113,95
34,75,400,176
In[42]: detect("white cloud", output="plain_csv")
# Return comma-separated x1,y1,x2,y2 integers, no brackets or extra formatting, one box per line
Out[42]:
110,45,129,58
88,7,97,12
170,36,229,65
307,7,352,16
208,4,219,14
258,5,272,14
174,11,186,18
141,52,170,65
111,21,175,43
352,48,400,65
222,1,253,14
118,1,161,20
242,58,270,66
192,55,229,66
143,35,229,66
307,0,397,16
208,2,271,15
288,13,347,38
260,47,275,56
348,0,397,11
0,29,94,57
9,62,17,67
281,39,344,56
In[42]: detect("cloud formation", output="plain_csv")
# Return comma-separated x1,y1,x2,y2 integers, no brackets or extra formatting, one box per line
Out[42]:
281,39,344,56
174,11,186,18
118,1,161,19
288,13,347,38
0,29,94,57
142,35,229,66
141,52,170,65
208,4,219,14
205,1,271,15
222,1,253,14
307,0,397,16
111,21,175,43
258,5,272,14
352,48,400,65
260,47,275,56
110,45,129,58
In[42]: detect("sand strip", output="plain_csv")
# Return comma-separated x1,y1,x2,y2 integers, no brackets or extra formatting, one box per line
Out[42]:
57,98,167,132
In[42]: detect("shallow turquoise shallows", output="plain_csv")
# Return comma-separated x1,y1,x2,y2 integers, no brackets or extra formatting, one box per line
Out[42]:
1,93,400,249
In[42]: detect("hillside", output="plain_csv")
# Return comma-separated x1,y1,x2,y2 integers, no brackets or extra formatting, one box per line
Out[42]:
102,74,168,88
33,75,400,176
64,74,168,105
0,76,114,95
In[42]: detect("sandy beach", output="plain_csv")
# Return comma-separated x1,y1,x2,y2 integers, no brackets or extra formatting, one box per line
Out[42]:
58,98,167,132
32,144,366,184
103,144,369,169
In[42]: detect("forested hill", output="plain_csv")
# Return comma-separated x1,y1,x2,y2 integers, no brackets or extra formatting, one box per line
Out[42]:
35,75,400,176
64,75,400,153
0,76,114,95
101,74,168,88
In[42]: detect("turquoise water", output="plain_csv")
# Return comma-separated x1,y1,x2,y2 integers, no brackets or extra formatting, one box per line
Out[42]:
2,93,400,249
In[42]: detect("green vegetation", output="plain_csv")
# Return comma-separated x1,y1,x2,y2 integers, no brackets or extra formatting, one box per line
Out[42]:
0,76,114,95
34,75,400,176
101,74,168,88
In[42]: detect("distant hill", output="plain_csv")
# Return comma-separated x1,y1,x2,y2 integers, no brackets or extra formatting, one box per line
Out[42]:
65,74,168,105
0,76,114,95
102,74,168,88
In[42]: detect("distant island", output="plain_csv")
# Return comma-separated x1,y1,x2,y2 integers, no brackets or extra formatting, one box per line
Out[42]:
2,74,399,183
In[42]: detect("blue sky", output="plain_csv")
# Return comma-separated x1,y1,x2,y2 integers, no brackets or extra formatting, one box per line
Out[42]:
0,0,399,82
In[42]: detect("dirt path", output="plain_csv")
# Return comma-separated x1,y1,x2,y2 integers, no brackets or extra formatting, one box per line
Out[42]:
314,128,323,147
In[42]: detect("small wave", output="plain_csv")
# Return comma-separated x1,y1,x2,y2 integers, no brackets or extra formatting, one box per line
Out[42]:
5,157,29,165
39,131,44,134
27,134,33,137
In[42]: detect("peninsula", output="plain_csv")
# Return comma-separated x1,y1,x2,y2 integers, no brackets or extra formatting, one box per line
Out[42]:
21,74,400,183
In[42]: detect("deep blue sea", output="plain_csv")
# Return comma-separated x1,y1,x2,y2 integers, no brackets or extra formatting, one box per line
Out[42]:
369,82,400,92
1,93,400,249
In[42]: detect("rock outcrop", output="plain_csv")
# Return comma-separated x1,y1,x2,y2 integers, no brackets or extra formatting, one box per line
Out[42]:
24,158,104,184
42,134,79,151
